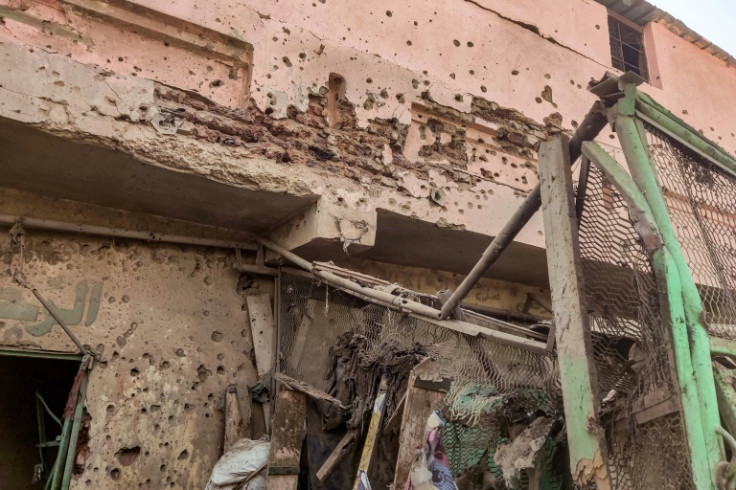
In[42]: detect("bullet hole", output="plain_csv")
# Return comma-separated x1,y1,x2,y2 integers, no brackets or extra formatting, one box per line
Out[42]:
535,97,543,104
217,366,225,375
122,295,130,303
366,77,373,83
116,336,126,347
406,40,412,46
178,450,189,460
469,69,475,75
299,52,307,60
161,360,170,369
175,348,186,357
240,329,248,337
449,73,456,79
211,331,223,342
512,70,519,75
160,464,167,472
682,109,688,115
413,21,418,26
380,89,389,99
110,468,121,480
197,365,212,381
454,94,463,102
396,93,406,103
282,56,292,67
108,296,116,304
480,85,487,93
209,79,224,88
595,24,600,29
117,57,124,62
570,79,575,85
385,10,392,17
141,407,147,413
204,276,213,286
453,39,460,47
130,368,140,376
466,41,474,47
107,404,115,413
544,73,551,79
115,446,141,466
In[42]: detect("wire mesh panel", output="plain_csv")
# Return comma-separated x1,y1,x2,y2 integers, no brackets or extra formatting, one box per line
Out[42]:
577,164,694,489
278,270,561,487
646,125,736,340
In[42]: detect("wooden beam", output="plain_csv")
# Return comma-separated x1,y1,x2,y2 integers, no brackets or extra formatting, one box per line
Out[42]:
353,376,388,490
538,134,611,488
274,372,348,409
266,390,307,490
316,429,359,483
392,359,446,489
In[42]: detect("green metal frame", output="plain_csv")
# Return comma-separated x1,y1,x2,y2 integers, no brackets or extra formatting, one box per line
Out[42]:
0,349,90,490
569,77,736,488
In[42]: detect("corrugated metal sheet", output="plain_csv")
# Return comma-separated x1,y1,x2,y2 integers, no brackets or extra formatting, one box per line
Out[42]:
595,0,736,67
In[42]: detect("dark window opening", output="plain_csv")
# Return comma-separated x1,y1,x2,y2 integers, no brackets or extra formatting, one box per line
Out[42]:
0,355,80,489
608,15,648,81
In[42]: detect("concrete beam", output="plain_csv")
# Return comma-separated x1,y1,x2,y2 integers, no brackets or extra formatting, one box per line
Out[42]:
267,198,378,257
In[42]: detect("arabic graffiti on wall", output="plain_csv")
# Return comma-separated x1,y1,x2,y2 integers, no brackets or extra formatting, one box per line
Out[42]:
0,280,103,337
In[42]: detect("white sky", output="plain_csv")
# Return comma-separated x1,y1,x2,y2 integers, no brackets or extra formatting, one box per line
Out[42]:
649,0,736,57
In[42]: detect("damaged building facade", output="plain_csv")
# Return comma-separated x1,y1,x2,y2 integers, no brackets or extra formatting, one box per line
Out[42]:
1,0,736,488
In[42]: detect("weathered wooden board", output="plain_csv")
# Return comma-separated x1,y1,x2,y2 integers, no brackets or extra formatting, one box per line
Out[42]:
246,294,275,378
392,359,446,489
266,389,307,490
287,302,314,372
223,385,249,452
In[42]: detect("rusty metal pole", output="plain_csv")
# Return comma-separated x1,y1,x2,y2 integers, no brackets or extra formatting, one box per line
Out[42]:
438,102,608,320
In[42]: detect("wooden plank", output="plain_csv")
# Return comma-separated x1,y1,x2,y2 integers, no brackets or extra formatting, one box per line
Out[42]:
382,393,406,435
538,135,611,488
316,428,359,483
274,372,348,409
246,295,275,378
224,385,249,452
266,390,306,490
353,376,388,490
287,302,315,372
392,359,446,490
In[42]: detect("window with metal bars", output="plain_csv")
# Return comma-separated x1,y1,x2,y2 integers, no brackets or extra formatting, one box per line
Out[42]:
608,15,649,81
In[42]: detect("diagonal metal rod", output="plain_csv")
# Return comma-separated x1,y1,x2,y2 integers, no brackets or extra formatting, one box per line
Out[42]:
438,103,608,319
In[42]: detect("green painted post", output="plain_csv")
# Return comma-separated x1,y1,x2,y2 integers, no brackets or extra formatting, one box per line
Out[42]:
539,135,610,487
616,105,723,476
651,249,715,489
583,139,714,488
61,370,89,489
49,412,73,490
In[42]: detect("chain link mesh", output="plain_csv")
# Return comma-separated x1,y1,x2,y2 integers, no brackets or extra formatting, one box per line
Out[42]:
577,163,694,489
646,125,736,339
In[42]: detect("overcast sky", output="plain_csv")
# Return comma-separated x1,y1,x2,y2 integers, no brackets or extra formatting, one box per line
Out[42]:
650,0,736,57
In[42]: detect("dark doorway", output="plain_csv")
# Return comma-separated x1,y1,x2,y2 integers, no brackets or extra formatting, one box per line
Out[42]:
0,354,80,489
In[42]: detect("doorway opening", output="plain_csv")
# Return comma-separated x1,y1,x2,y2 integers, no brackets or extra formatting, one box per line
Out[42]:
0,351,82,490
